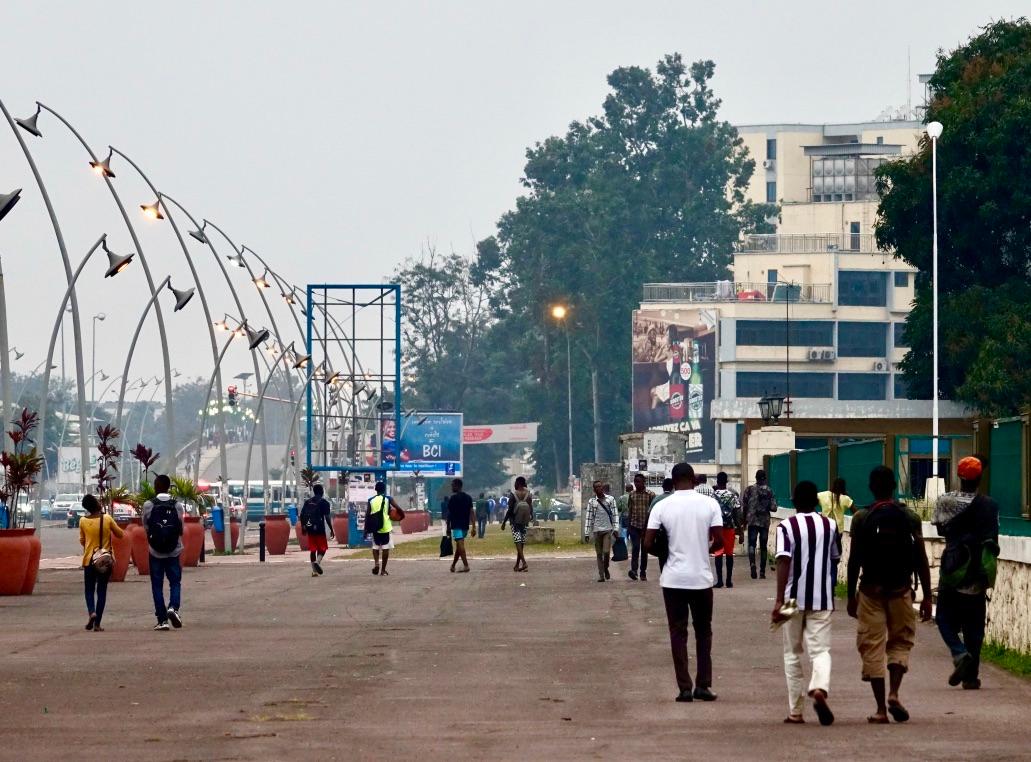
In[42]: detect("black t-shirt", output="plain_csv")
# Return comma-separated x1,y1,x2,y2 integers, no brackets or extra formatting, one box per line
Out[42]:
446,492,473,531
302,497,332,536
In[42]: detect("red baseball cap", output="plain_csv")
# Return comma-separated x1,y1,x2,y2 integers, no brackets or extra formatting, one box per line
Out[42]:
957,456,983,480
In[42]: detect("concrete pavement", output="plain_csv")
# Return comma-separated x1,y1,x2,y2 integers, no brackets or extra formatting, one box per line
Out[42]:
1,556,1028,761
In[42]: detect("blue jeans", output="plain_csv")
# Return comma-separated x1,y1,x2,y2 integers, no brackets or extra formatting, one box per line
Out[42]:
149,554,182,622
84,566,110,625
477,516,487,538
936,588,987,677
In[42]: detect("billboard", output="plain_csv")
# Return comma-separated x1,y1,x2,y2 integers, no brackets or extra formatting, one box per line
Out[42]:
58,447,99,485
631,308,716,460
382,412,463,475
462,422,538,445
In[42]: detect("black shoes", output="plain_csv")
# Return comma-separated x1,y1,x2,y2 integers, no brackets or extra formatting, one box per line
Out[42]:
714,581,724,588
693,687,718,702
750,566,758,579
949,653,973,686
675,690,693,702
962,679,981,690
628,570,638,581
604,567,610,580
726,580,734,588
640,572,647,581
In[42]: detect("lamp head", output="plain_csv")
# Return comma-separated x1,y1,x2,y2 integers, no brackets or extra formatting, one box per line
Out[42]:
292,350,312,369
102,237,135,278
227,251,246,268
551,304,568,320
0,188,22,224
141,199,164,220
168,281,195,312
89,148,116,178
254,269,271,289
283,291,296,305
324,370,341,386
245,324,270,350
13,349,24,361
95,313,107,322
14,105,42,138
926,121,943,140
188,223,209,244
99,371,109,381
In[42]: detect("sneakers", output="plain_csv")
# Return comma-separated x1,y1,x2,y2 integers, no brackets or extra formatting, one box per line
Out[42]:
167,608,183,629
313,561,324,575
154,621,170,631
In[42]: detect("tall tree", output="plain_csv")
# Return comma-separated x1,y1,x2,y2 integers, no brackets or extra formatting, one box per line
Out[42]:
876,18,1031,415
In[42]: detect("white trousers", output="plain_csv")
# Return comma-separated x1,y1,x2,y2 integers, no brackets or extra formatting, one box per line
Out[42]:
782,609,833,716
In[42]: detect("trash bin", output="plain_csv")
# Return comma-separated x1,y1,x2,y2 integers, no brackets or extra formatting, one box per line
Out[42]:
211,505,225,534
287,504,298,526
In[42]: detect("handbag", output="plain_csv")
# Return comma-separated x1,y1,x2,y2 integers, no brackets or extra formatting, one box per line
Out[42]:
90,514,114,575
648,526,669,568
611,535,628,563
439,534,454,558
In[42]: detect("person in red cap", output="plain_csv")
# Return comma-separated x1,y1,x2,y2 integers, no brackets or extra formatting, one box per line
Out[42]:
932,455,999,690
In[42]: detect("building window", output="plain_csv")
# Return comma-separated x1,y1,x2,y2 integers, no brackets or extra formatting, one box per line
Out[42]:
839,373,888,400
766,138,777,160
849,221,861,251
766,181,777,203
894,375,909,399
894,271,909,287
736,422,745,449
893,322,909,348
838,321,888,357
736,320,834,347
838,270,888,306
737,372,833,398
811,156,887,202
876,136,884,145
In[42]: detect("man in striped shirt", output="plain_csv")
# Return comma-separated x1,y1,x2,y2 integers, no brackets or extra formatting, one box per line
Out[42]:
772,480,839,726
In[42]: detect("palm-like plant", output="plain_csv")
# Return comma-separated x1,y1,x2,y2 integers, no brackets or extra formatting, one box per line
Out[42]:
170,475,214,516
93,424,121,514
300,467,319,491
0,409,45,529
130,443,159,481
135,479,156,508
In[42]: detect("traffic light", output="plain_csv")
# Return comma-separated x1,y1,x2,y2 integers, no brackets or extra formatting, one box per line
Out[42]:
227,385,238,408
290,449,296,466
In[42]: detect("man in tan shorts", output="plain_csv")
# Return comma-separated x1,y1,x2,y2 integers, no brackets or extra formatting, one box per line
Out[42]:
847,466,932,724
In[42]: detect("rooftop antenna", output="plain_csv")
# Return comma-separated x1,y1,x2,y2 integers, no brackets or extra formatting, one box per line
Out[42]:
906,46,912,119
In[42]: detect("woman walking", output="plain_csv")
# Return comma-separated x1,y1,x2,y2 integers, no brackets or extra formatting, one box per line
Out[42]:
501,476,533,572
817,478,852,584
78,494,124,632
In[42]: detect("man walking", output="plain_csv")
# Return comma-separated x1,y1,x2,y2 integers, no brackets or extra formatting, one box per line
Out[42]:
713,472,741,589
772,481,838,725
446,478,474,573
933,455,1000,690
694,473,716,499
742,470,776,579
847,466,932,724
625,473,655,581
299,483,334,576
618,483,632,533
645,463,723,702
365,482,402,576
143,474,186,631
475,492,490,539
585,480,619,582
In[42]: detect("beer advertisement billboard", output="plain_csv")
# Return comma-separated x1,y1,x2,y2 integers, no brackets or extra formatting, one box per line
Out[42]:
631,308,716,460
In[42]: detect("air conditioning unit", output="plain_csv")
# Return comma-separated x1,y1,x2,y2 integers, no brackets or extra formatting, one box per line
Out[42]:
762,159,776,170
808,349,821,361
821,349,836,361
872,360,889,372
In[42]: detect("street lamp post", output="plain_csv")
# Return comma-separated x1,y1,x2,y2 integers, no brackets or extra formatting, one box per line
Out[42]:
91,313,106,405
926,120,944,497
551,305,574,490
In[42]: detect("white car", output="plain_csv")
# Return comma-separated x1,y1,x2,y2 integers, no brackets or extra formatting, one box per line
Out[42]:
54,493,83,527
112,502,137,522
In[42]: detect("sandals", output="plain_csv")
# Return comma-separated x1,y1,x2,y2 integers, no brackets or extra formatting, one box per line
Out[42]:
867,714,890,724
783,716,805,724
887,700,909,723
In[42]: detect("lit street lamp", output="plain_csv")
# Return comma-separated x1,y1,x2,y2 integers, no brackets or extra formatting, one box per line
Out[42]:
926,120,944,499
550,304,574,490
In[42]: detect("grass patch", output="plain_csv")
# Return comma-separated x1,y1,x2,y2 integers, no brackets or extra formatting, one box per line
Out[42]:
834,582,847,600
982,642,1031,678
389,521,590,559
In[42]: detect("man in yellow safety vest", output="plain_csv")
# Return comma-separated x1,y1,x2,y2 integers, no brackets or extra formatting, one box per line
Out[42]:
365,482,403,576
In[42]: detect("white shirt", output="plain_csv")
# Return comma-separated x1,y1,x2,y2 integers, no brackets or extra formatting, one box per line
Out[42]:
647,488,722,590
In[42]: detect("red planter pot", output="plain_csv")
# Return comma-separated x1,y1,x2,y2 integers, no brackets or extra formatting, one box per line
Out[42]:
0,528,39,596
180,516,204,567
295,521,309,551
332,514,349,545
128,518,150,576
111,520,133,582
264,514,289,555
210,518,240,553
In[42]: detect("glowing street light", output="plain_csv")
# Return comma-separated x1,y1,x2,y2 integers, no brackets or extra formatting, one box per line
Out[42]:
140,198,164,220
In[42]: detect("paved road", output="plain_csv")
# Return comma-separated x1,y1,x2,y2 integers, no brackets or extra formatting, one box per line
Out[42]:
1,557,1028,760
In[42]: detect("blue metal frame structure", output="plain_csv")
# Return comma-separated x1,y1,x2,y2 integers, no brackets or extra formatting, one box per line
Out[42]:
305,284,401,473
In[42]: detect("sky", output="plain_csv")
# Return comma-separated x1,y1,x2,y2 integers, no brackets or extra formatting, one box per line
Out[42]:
0,0,1026,400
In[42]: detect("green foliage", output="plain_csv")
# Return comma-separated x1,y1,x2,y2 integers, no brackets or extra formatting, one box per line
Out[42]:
135,479,156,507
170,475,214,515
877,19,1031,415
299,467,318,490
0,409,45,528
981,641,1031,678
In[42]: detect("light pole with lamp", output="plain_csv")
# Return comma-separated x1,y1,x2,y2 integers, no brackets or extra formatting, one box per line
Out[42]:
550,304,574,490
91,313,105,404
926,120,944,500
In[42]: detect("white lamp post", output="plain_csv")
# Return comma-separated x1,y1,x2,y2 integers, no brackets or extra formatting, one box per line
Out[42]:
926,120,945,501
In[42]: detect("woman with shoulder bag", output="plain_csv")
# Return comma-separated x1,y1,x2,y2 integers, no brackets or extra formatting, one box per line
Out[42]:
501,476,532,573
78,494,124,632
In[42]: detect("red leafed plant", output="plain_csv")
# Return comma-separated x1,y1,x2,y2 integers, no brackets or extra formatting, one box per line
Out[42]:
93,424,122,514
130,443,159,480
0,409,45,528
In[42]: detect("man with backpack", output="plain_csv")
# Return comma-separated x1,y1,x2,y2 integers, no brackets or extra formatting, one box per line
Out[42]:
847,466,932,724
143,474,186,631
365,482,403,576
299,484,334,577
742,470,776,579
932,455,1000,691
713,472,742,588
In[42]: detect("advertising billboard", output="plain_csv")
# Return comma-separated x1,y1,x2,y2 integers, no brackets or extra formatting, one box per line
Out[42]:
381,412,463,475
631,308,716,460
462,422,538,445
58,447,99,486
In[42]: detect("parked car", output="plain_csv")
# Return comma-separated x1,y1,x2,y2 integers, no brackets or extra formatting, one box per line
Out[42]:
54,493,82,527
66,504,87,528
535,500,576,522
112,502,136,522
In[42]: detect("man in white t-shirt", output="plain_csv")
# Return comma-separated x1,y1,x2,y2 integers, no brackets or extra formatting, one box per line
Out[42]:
645,462,723,702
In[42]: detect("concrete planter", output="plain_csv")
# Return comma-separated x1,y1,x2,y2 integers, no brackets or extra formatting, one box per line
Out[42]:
0,528,41,595
180,516,205,567
264,514,290,555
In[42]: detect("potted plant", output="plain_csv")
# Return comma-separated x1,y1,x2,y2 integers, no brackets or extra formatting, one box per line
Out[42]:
92,425,134,582
170,475,212,567
128,444,161,575
0,409,45,595
293,467,320,551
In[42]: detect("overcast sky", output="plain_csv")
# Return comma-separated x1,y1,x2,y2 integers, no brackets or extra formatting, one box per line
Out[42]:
0,0,1025,398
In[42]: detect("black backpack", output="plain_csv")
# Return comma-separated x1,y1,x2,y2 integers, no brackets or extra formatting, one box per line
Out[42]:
147,497,182,554
860,503,916,592
300,498,321,533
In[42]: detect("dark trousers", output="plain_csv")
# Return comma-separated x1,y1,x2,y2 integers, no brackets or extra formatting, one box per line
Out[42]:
628,527,648,575
937,588,987,677
661,586,714,691
149,554,182,622
747,525,769,573
477,516,487,537
83,566,110,625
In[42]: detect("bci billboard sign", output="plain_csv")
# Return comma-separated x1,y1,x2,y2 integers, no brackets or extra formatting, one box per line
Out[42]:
381,412,463,476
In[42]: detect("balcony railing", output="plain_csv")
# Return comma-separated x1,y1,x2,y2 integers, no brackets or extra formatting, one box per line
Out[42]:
642,281,833,304
737,232,882,254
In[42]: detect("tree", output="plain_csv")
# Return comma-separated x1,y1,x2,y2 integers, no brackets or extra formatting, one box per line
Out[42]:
876,19,1031,415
